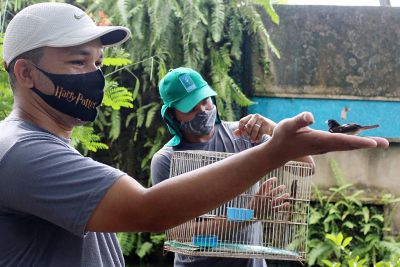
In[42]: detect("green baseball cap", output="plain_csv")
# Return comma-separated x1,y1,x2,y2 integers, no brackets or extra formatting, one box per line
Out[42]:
159,67,219,146
159,67,217,113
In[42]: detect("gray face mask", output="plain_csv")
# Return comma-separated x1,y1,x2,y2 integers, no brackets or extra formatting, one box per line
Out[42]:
180,105,217,136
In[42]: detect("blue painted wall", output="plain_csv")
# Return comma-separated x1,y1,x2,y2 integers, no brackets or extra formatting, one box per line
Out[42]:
248,97,400,139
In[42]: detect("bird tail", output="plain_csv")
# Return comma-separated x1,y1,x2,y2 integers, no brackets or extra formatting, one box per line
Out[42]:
362,125,379,130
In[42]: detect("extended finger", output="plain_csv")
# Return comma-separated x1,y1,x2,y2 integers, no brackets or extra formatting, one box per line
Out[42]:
272,202,291,211
271,192,290,206
312,131,380,154
270,193,290,209
238,115,252,133
257,177,277,195
282,112,315,133
268,184,286,197
249,123,263,143
365,137,389,148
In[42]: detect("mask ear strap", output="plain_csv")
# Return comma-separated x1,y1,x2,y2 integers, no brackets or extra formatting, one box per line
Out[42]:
211,96,221,123
29,62,49,76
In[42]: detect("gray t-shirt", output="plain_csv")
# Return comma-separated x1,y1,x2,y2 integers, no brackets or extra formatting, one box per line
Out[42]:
0,118,125,267
151,121,269,267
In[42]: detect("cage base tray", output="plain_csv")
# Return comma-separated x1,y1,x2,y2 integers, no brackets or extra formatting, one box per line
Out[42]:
165,240,299,257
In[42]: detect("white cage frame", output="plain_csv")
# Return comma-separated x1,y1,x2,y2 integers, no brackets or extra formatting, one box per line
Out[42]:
164,150,313,262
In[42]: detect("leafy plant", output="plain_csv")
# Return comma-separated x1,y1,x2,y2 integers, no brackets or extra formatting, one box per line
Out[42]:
321,232,400,267
117,232,165,259
308,160,400,266
0,34,13,120
321,232,368,267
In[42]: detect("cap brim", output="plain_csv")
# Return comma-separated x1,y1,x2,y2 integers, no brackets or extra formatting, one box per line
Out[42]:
46,25,131,48
173,85,217,113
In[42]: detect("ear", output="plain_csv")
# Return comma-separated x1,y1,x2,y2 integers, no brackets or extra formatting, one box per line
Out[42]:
13,59,35,89
166,108,176,119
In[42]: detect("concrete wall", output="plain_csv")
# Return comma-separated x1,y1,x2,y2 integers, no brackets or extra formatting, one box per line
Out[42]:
253,5,400,100
248,5,400,232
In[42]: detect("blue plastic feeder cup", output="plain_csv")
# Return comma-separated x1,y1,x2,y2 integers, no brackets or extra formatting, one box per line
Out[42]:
227,207,254,221
192,235,218,248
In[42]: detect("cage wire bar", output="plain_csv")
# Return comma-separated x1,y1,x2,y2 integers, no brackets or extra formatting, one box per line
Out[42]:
163,150,313,262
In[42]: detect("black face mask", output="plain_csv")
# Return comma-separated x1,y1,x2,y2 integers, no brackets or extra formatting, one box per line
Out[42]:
31,65,105,122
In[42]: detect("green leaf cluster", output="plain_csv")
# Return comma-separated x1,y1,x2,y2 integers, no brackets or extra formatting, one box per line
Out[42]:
117,232,165,259
308,160,400,266
0,34,13,120
85,0,279,120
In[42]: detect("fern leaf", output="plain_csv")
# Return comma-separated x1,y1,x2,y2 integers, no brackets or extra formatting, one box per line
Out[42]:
136,104,151,128
253,0,279,24
103,82,134,110
170,0,184,19
145,102,160,128
109,110,121,141
132,77,140,101
71,126,109,153
227,9,244,60
157,56,167,82
117,232,136,256
136,241,153,258
244,6,281,58
117,0,129,25
149,0,172,48
261,29,281,58
128,2,145,41
125,112,136,128
229,76,255,107
102,57,132,67
210,0,225,43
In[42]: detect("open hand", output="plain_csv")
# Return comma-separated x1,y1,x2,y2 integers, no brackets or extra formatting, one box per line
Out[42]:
234,114,277,143
248,177,290,219
267,112,389,163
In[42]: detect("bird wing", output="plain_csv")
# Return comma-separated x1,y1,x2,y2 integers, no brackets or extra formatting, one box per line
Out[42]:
329,124,361,134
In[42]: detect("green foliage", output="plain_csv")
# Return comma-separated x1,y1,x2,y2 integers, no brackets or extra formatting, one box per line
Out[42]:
321,232,400,267
253,0,279,24
86,0,279,120
70,126,109,153
0,35,13,120
376,255,400,267
103,57,132,67
308,160,400,266
321,232,368,267
117,232,165,259
103,81,134,110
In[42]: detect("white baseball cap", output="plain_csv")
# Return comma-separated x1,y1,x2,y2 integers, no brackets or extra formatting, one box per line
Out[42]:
3,2,131,67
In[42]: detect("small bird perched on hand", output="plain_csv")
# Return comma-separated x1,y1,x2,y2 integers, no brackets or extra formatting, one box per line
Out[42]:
326,119,379,135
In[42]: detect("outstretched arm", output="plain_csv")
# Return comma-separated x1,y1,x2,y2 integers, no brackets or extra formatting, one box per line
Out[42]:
86,112,388,233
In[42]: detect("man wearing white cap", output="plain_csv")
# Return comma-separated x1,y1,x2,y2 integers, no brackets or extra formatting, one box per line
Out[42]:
0,2,389,266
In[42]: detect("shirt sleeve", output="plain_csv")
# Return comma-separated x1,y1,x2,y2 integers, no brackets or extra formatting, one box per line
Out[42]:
150,148,173,185
0,133,125,237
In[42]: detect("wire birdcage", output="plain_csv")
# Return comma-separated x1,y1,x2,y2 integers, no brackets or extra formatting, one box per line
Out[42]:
164,150,313,262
